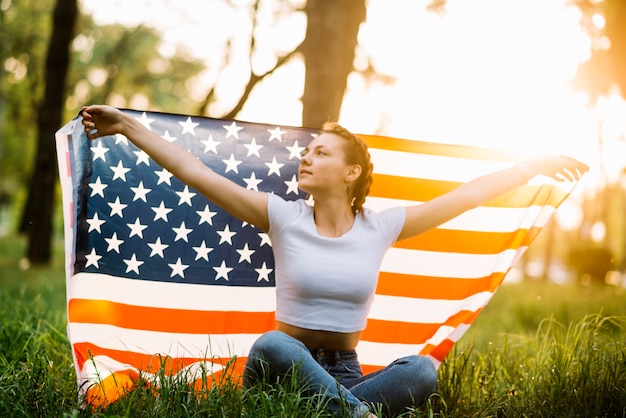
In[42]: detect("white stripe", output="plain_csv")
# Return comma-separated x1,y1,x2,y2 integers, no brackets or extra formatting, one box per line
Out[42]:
79,355,135,386
366,198,555,233
369,148,510,182
381,247,518,278
79,356,226,387
356,323,472,366
370,147,575,194
55,128,77,280
69,272,276,311
356,341,428,366
69,322,260,358
368,291,493,324
446,322,474,344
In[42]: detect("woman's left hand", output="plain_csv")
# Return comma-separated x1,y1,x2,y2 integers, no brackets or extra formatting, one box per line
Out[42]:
525,155,589,182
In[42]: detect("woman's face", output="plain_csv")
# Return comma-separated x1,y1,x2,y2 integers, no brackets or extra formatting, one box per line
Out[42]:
298,133,350,196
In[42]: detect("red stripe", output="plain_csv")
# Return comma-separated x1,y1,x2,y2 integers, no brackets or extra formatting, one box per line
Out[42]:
68,299,275,334
422,338,457,363
76,344,248,408
371,174,567,208
73,341,244,373
360,134,522,161
376,271,505,300
394,226,542,253
361,309,482,344
65,150,72,179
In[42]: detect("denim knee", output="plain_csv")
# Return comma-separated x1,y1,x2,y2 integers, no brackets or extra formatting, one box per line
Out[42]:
402,355,438,396
248,330,299,365
244,330,307,384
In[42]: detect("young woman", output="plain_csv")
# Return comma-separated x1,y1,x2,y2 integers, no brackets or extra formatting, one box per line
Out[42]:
81,105,588,417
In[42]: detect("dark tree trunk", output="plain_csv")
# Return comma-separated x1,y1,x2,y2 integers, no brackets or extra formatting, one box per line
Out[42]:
301,0,366,128
20,0,78,264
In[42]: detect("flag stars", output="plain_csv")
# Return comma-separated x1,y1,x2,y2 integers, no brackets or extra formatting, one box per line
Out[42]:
267,126,286,142
223,121,243,139
286,140,305,160
89,176,108,198
124,253,144,274
148,237,169,258
243,172,263,191
196,204,217,226
131,181,152,202
105,232,124,253
244,138,263,157
74,116,330,287
169,257,190,278
110,160,131,181
213,261,233,281
258,232,272,247
108,197,128,218
114,134,129,145
84,248,102,268
192,240,214,261
172,221,193,242
155,168,174,186
162,130,177,143
86,212,106,233
135,112,154,130
91,141,109,162
236,243,255,263
127,217,148,238
217,224,236,245
133,150,150,166
197,136,216,156
176,185,196,206
179,117,199,135
255,262,273,282
151,201,173,222
265,157,284,177
284,175,299,195
222,154,242,174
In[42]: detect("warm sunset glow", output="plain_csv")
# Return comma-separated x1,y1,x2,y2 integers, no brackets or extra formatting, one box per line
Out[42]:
346,1,593,155
82,0,626,196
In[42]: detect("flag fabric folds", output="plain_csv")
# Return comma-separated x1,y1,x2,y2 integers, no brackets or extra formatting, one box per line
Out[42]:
56,109,577,406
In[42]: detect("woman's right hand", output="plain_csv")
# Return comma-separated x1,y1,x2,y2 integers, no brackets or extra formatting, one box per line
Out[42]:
81,105,126,140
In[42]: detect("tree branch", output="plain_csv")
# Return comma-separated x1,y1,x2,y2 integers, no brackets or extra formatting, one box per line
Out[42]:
222,40,303,120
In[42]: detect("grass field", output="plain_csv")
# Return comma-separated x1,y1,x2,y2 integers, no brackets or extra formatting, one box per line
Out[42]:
1,233,625,417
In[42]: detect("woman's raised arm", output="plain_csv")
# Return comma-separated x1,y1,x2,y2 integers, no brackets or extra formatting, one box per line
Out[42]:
397,155,589,241
81,105,269,232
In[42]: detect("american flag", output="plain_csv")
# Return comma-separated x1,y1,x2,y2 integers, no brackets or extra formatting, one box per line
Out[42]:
56,109,578,406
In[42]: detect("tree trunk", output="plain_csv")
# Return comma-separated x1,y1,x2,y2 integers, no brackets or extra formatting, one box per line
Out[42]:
301,0,366,128
20,0,78,264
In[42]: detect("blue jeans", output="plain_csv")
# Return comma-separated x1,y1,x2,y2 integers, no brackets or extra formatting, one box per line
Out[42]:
243,331,438,417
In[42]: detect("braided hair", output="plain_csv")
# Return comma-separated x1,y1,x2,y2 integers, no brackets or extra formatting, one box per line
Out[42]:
320,122,374,216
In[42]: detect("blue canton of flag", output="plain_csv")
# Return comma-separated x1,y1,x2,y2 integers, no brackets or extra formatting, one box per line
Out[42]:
78,109,313,287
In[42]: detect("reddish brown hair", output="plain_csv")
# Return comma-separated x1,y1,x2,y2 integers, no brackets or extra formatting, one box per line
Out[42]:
321,122,373,215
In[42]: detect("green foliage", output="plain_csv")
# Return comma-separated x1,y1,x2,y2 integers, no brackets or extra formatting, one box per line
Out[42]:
1,234,625,417
436,314,626,417
0,237,77,417
0,2,207,218
1,0,56,186
67,14,206,114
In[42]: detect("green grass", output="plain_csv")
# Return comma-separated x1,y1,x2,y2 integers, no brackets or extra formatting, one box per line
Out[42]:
1,233,625,417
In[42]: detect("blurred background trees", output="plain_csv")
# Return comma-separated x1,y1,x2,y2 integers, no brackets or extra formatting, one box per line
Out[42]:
1,0,626,285
570,0,626,285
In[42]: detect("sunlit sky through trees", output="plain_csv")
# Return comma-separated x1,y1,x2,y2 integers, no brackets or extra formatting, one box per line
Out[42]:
82,0,626,227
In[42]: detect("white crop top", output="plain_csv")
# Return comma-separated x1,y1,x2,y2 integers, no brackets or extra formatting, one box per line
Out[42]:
267,194,406,333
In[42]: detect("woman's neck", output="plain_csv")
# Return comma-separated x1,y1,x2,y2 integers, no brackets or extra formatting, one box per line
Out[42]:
312,199,354,238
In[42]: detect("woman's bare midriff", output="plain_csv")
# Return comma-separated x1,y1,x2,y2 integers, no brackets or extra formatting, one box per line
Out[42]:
276,321,362,351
